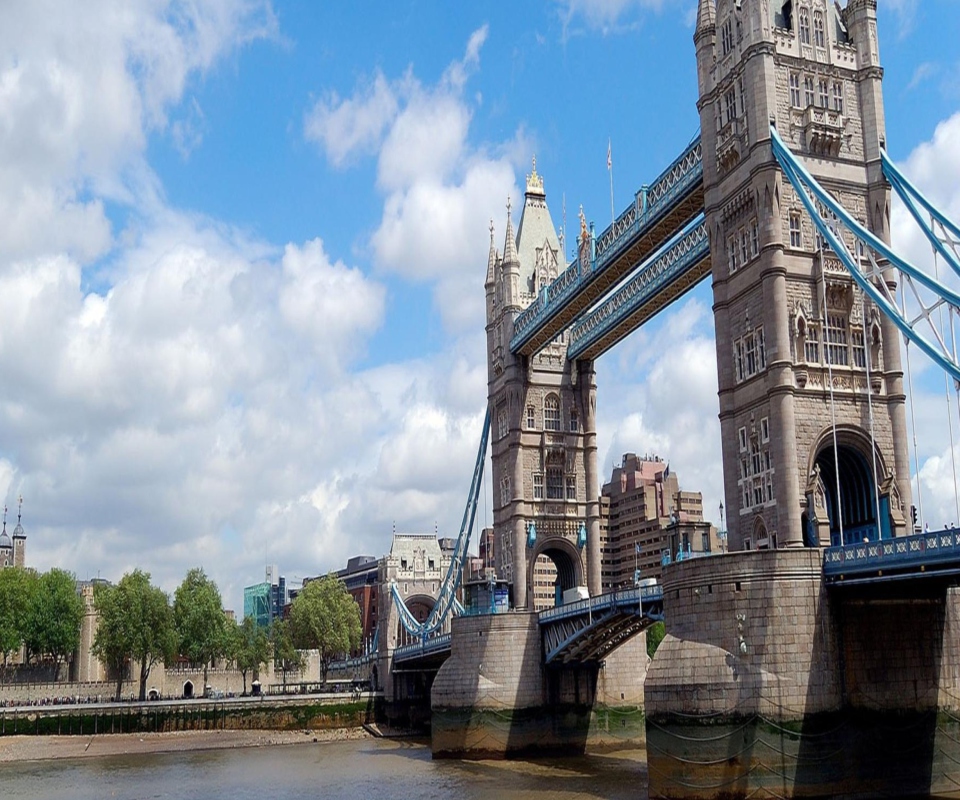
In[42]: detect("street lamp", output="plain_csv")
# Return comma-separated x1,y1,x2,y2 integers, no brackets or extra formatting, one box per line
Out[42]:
719,502,727,553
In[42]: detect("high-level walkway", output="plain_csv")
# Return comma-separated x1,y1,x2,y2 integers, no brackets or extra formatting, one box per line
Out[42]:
510,138,705,358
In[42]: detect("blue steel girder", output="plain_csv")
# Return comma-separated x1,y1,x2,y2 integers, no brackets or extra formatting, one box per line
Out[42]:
771,127,960,384
510,138,704,357
823,527,960,586
567,219,711,361
392,632,452,666
539,586,664,665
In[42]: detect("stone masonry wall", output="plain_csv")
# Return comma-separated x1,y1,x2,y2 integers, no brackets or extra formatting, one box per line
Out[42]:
646,550,842,719
432,612,543,712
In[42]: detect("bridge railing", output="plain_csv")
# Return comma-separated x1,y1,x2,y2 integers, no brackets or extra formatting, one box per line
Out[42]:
823,527,960,579
538,584,663,624
567,218,709,360
392,633,452,662
510,137,703,352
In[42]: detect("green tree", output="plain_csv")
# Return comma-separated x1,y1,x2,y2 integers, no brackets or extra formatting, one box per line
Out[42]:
92,570,178,701
271,619,303,690
289,574,361,683
646,621,666,660
23,568,83,665
0,568,34,673
173,568,227,691
233,616,271,695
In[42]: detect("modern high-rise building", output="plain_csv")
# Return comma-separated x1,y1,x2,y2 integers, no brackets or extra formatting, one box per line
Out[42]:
600,453,719,587
243,565,286,629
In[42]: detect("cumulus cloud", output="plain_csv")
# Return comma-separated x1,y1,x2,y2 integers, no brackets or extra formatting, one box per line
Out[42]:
596,295,723,522
303,27,526,334
0,0,277,264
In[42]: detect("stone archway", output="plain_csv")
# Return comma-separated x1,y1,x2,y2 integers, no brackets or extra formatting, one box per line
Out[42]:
527,536,585,610
395,594,436,648
183,680,194,699
807,426,887,546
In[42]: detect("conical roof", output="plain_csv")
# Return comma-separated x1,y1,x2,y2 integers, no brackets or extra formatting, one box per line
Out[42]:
485,220,498,286
502,198,518,266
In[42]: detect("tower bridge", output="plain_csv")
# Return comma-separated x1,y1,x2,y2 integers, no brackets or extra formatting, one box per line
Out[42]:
342,1,960,791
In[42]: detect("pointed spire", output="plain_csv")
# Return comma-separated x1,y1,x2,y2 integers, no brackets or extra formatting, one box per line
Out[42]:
696,0,716,32
502,196,518,266
485,219,497,286
13,494,23,537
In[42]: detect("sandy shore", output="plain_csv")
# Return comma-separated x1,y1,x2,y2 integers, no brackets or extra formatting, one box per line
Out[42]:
0,726,372,763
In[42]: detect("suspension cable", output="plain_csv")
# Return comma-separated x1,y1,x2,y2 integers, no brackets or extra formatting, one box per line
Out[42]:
820,234,844,543
861,276,883,540
932,240,960,524
900,268,925,531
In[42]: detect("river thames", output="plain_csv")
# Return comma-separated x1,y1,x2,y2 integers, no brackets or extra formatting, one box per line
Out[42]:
1,737,648,799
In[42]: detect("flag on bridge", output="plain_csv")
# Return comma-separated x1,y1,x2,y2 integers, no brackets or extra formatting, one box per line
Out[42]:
607,138,612,171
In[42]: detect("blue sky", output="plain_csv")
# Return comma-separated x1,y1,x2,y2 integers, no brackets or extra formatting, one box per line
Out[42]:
1,0,959,612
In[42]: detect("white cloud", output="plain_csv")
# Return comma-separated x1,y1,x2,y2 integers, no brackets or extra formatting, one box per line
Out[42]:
596,295,723,524
304,71,400,168
306,26,523,335
556,0,671,38
0,0,276,265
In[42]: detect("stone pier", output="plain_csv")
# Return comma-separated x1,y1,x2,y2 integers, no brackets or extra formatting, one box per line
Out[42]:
646,550,960,799
431,611,647,758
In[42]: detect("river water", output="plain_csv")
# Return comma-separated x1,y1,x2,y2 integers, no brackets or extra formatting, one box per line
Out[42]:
0,738,648,799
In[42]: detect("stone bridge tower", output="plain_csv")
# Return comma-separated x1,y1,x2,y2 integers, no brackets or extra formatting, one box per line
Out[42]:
485,163,601,609
696,0,911,550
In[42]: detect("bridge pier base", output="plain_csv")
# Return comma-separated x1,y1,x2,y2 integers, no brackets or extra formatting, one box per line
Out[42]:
646,551,960,799
431,611,647,758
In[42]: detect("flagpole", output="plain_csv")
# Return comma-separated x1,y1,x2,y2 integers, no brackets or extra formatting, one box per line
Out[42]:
607,138,615,226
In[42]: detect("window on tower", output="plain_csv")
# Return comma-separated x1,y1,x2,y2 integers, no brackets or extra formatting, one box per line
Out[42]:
799,7,810,44
544,395,561,431
789,213,803,248
832,82,844,113
803,76,815,108
546,467,564,500
825,314,849,366
533,473,544,500
813,10,825,48
804,324,821,364
789,73,801,108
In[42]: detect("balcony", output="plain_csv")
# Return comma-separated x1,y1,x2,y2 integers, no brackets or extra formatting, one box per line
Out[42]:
802,106,844,157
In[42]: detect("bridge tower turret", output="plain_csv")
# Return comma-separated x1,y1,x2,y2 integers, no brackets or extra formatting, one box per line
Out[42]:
696,0,910,551
485,163,600,609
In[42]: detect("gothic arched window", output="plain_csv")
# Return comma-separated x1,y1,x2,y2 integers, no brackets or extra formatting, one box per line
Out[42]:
813,10,825,47
544,395,561,431
799,7,811,45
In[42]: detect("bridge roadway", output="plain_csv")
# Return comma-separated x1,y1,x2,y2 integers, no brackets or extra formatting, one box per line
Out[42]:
823,526,960,587
510,137,705,358
392,584,664,668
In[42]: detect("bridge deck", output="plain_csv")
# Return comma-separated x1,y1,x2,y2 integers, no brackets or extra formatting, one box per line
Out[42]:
539,585,664,665
568,220,711,361
823,527,960,586
510,139,704,357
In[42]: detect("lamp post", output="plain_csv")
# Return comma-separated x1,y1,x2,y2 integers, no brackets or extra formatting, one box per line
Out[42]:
719,502,727,553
